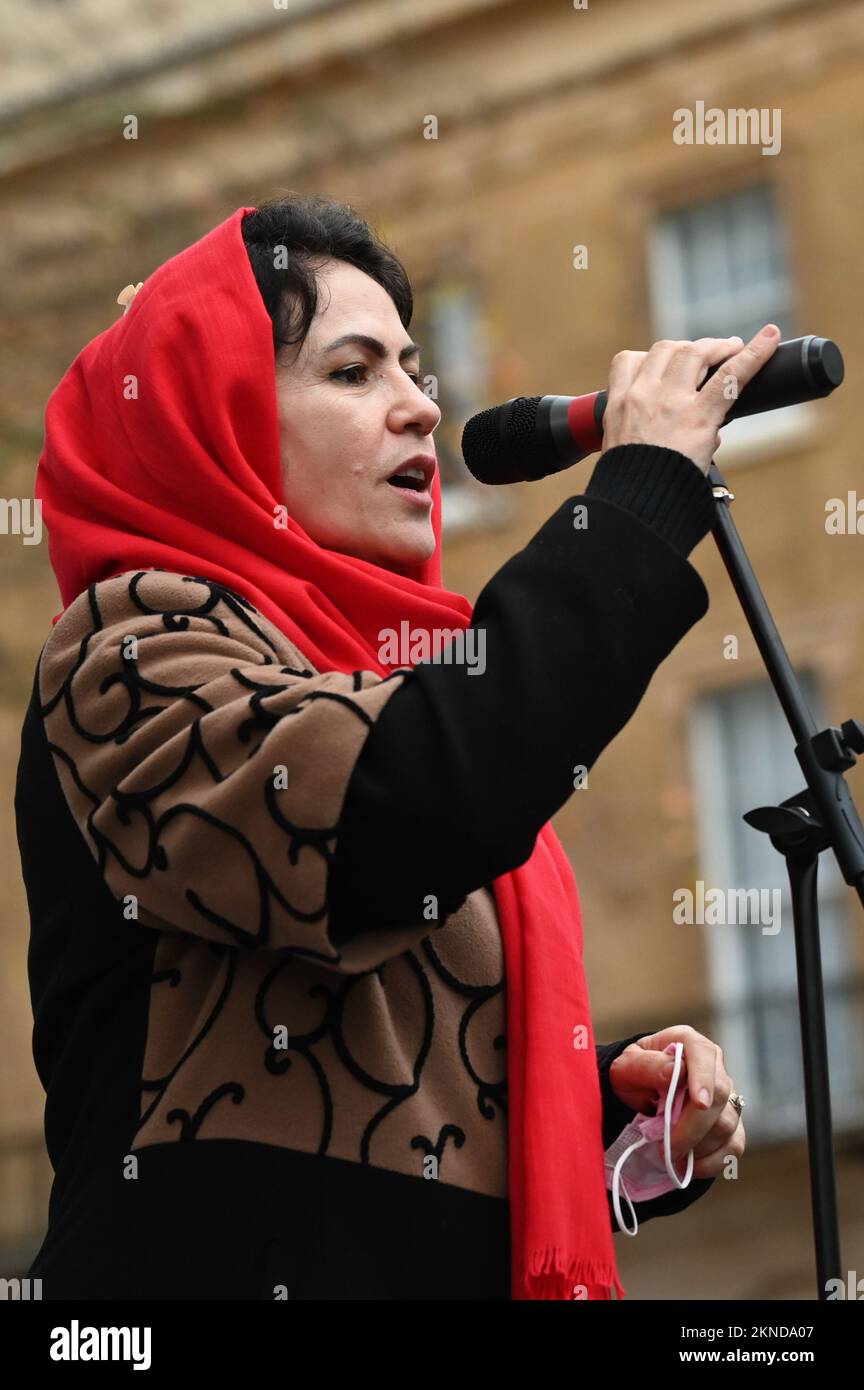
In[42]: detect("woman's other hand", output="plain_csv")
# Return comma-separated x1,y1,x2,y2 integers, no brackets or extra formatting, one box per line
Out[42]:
608,1024,746,1180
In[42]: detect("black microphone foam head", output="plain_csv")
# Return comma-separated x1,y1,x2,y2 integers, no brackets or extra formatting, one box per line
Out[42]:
461,396,543,485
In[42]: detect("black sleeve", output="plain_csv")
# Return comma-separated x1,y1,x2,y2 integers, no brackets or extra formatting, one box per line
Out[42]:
596,1032,716,1231
328,442,717,942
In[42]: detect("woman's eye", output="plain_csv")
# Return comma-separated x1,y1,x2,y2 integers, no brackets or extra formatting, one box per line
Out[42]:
332,364,368,384
332,365,421,385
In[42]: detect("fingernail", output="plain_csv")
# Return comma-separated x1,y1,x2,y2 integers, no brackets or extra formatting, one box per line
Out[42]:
698,1087,711,1107
761,324,779,339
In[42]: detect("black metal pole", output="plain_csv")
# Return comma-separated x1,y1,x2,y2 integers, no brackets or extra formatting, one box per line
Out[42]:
705,460,864,1298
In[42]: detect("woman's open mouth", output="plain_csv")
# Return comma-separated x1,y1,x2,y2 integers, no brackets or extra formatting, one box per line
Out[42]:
386,467,433,507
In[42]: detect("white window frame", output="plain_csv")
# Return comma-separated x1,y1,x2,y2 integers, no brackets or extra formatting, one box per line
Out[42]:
687,675,863,1141
413,277,515,538
646,185,816,469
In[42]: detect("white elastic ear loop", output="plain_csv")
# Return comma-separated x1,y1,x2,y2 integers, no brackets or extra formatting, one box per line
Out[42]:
664,1041,695,1190
611,1138,644,1237
610,1041,694,1238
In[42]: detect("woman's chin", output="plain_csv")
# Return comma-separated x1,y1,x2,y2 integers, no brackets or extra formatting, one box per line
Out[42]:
367,521,436,572
325,523,435,574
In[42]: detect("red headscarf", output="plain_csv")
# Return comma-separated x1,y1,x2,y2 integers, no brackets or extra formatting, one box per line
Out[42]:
35,206,625,1301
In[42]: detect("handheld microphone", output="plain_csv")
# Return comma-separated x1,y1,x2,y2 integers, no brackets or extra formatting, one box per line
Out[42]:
460,335,844,486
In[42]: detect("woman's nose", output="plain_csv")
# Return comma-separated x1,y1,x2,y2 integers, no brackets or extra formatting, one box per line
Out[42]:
399,379,441,432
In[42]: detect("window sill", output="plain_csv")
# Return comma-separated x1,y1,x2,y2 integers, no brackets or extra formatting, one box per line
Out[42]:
714,401,823,470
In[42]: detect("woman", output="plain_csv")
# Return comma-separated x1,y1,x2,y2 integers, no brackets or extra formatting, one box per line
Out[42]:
16,194,761,1301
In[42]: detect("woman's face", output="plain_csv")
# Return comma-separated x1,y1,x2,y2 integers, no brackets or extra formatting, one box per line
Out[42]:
275,258,441,575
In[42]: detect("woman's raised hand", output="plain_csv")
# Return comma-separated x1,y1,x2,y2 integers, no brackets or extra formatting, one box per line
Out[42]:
601,325,782,474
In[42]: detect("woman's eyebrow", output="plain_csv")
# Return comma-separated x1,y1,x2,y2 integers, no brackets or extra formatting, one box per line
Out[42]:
320,333,422,362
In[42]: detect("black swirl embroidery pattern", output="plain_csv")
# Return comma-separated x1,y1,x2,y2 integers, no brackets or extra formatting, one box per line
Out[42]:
37,569,509,1195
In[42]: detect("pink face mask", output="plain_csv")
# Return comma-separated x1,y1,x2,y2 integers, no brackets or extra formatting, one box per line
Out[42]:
604,1040,694,1236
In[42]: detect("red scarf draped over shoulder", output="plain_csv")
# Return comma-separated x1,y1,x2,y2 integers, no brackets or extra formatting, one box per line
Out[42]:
35,206,625,1301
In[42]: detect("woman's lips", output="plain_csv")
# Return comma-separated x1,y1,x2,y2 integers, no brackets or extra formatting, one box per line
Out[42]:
385,479,433,507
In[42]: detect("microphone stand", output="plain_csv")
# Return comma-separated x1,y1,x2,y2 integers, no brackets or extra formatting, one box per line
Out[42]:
706,460,864,1301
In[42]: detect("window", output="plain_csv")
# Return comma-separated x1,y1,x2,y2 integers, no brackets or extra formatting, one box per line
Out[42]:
647,184,815,464
411,278,512,535
688,673,864,1140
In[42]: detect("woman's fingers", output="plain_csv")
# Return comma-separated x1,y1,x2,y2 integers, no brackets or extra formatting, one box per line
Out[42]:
601,327,780,472
700,324,781,415
610,1025,747,1178
639,336,745,387
690,1112,746,1179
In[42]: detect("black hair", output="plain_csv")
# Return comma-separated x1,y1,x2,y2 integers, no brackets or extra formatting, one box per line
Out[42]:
241,192,414,360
